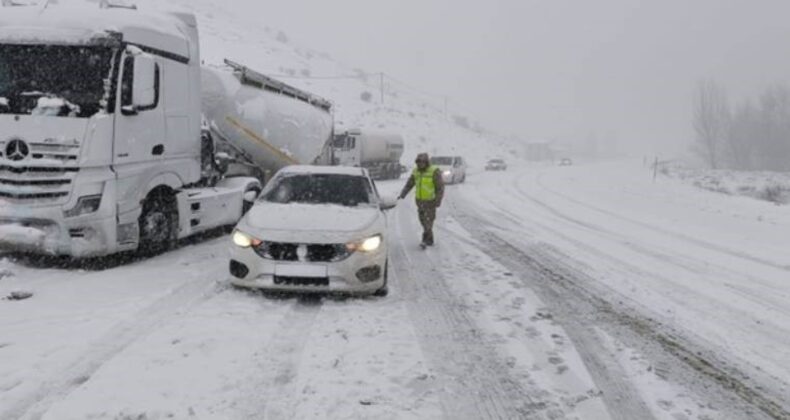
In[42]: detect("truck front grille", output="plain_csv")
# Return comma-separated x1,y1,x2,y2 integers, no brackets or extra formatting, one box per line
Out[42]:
0,165,77,203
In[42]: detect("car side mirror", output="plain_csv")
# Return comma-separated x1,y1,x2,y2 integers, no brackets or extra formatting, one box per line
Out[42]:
379,195,397,211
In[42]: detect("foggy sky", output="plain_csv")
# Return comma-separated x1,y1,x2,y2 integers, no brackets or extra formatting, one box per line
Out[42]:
237,0,790,153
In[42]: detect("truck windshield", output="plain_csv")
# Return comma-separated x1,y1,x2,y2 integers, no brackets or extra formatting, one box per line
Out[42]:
0,44,114,118
262,174,374,207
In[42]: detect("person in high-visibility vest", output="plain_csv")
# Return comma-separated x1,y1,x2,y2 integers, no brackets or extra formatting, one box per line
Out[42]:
398,153,445,247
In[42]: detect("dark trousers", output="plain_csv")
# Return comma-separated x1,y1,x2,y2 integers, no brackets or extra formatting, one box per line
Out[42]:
416,200,438,244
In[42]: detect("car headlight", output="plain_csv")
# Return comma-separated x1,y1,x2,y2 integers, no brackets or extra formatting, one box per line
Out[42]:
64,194,102,218
442,170,451,176
232,230,262,248
347,234,382,253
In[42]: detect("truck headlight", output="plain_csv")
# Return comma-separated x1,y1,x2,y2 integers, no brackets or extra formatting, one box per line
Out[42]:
64,194,103,218
347,234,382,253
232,230,262,248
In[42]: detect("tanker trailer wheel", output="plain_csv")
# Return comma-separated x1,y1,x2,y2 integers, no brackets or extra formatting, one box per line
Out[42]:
138,190,177,256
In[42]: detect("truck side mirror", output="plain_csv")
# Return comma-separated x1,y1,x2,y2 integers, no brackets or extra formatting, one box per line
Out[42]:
133,55,158,108
122,54,159,115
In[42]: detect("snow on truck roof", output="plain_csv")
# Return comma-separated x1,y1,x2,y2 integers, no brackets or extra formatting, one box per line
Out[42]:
0,1,193,59
279,165,368,177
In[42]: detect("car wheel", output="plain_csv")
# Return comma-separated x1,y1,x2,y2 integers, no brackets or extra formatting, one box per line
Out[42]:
373,259,389,297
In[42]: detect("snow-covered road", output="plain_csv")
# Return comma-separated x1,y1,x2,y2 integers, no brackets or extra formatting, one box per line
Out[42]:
1,159,789,419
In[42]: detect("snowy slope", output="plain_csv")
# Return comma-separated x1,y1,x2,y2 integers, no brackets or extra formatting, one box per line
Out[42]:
147,0,516,167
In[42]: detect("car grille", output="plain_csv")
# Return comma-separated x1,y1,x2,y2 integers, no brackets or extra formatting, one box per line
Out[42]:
254,241,351,262
273,276,329,287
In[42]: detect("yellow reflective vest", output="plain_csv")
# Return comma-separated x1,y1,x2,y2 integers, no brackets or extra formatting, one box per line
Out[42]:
412,166,439,201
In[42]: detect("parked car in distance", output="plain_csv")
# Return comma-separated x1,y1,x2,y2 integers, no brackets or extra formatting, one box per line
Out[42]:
228,166,395,297
559,158,573,166
431,155,467,184
485,158,508,171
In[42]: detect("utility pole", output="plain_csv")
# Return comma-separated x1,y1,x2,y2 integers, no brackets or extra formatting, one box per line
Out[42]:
379,73,384,104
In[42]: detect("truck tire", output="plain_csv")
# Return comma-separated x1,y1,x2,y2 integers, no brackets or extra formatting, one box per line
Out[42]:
138,191,177,256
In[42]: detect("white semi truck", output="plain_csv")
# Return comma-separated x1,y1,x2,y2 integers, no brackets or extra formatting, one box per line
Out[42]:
0,1,333,257
332,129,405,180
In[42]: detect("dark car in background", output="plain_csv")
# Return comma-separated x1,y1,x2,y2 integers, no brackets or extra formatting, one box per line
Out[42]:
485,158,507,171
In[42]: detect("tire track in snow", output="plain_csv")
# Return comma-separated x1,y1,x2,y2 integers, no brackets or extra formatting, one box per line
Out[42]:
503,171,790,326
237,297,322,420
3,276,225,420
390,201,558,420
441,211,652,420
451,200,789,419
533,172,790,273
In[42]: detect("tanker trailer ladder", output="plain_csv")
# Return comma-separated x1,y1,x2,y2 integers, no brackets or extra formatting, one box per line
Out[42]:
224,116,300,166
207,122,269,182
223,59,332,112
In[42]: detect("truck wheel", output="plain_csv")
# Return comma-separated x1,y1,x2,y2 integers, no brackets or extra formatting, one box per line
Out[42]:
138,192,177,255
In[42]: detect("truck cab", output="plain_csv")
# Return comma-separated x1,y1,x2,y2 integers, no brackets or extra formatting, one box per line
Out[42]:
0,1,258,257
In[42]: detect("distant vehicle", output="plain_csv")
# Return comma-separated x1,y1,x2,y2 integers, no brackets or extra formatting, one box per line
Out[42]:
332,129,404,180
228,165,396,297
431,156,467,184
559,158,573,166
485,158,508,171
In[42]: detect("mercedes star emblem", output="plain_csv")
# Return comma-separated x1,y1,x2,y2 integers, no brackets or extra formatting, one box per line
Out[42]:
5,139,30,161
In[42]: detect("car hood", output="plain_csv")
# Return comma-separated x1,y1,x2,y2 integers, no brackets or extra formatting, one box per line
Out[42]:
241,202,382,242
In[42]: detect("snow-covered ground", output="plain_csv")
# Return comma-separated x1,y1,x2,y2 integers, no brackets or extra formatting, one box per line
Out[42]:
3,161,790,419
3,1,790,419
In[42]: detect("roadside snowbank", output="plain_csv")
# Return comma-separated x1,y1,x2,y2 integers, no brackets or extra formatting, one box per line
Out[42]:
661,162,790,205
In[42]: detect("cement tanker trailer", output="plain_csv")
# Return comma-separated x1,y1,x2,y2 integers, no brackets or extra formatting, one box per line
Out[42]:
201,59,334,182
332,129,405,180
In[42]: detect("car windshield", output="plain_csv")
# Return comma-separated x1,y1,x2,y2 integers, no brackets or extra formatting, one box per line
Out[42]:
430,157,453,165
0,45,115,118
262,173,374,207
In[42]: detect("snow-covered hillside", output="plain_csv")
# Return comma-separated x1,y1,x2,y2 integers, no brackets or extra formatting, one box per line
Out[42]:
146,0,517,167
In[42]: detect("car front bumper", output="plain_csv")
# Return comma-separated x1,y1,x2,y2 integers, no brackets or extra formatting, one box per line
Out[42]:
228,243,387,295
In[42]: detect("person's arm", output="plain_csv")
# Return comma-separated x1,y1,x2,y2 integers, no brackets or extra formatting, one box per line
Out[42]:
399,175,415,199
433,169,445,206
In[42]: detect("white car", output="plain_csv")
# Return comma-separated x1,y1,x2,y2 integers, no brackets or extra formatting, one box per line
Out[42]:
228,166,395,296
431,155,467,184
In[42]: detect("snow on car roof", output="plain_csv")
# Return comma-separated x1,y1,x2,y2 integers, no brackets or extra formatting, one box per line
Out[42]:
278,165,368,177
0,1,192,58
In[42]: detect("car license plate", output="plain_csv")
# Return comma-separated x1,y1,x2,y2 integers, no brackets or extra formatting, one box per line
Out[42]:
275,264,328,278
